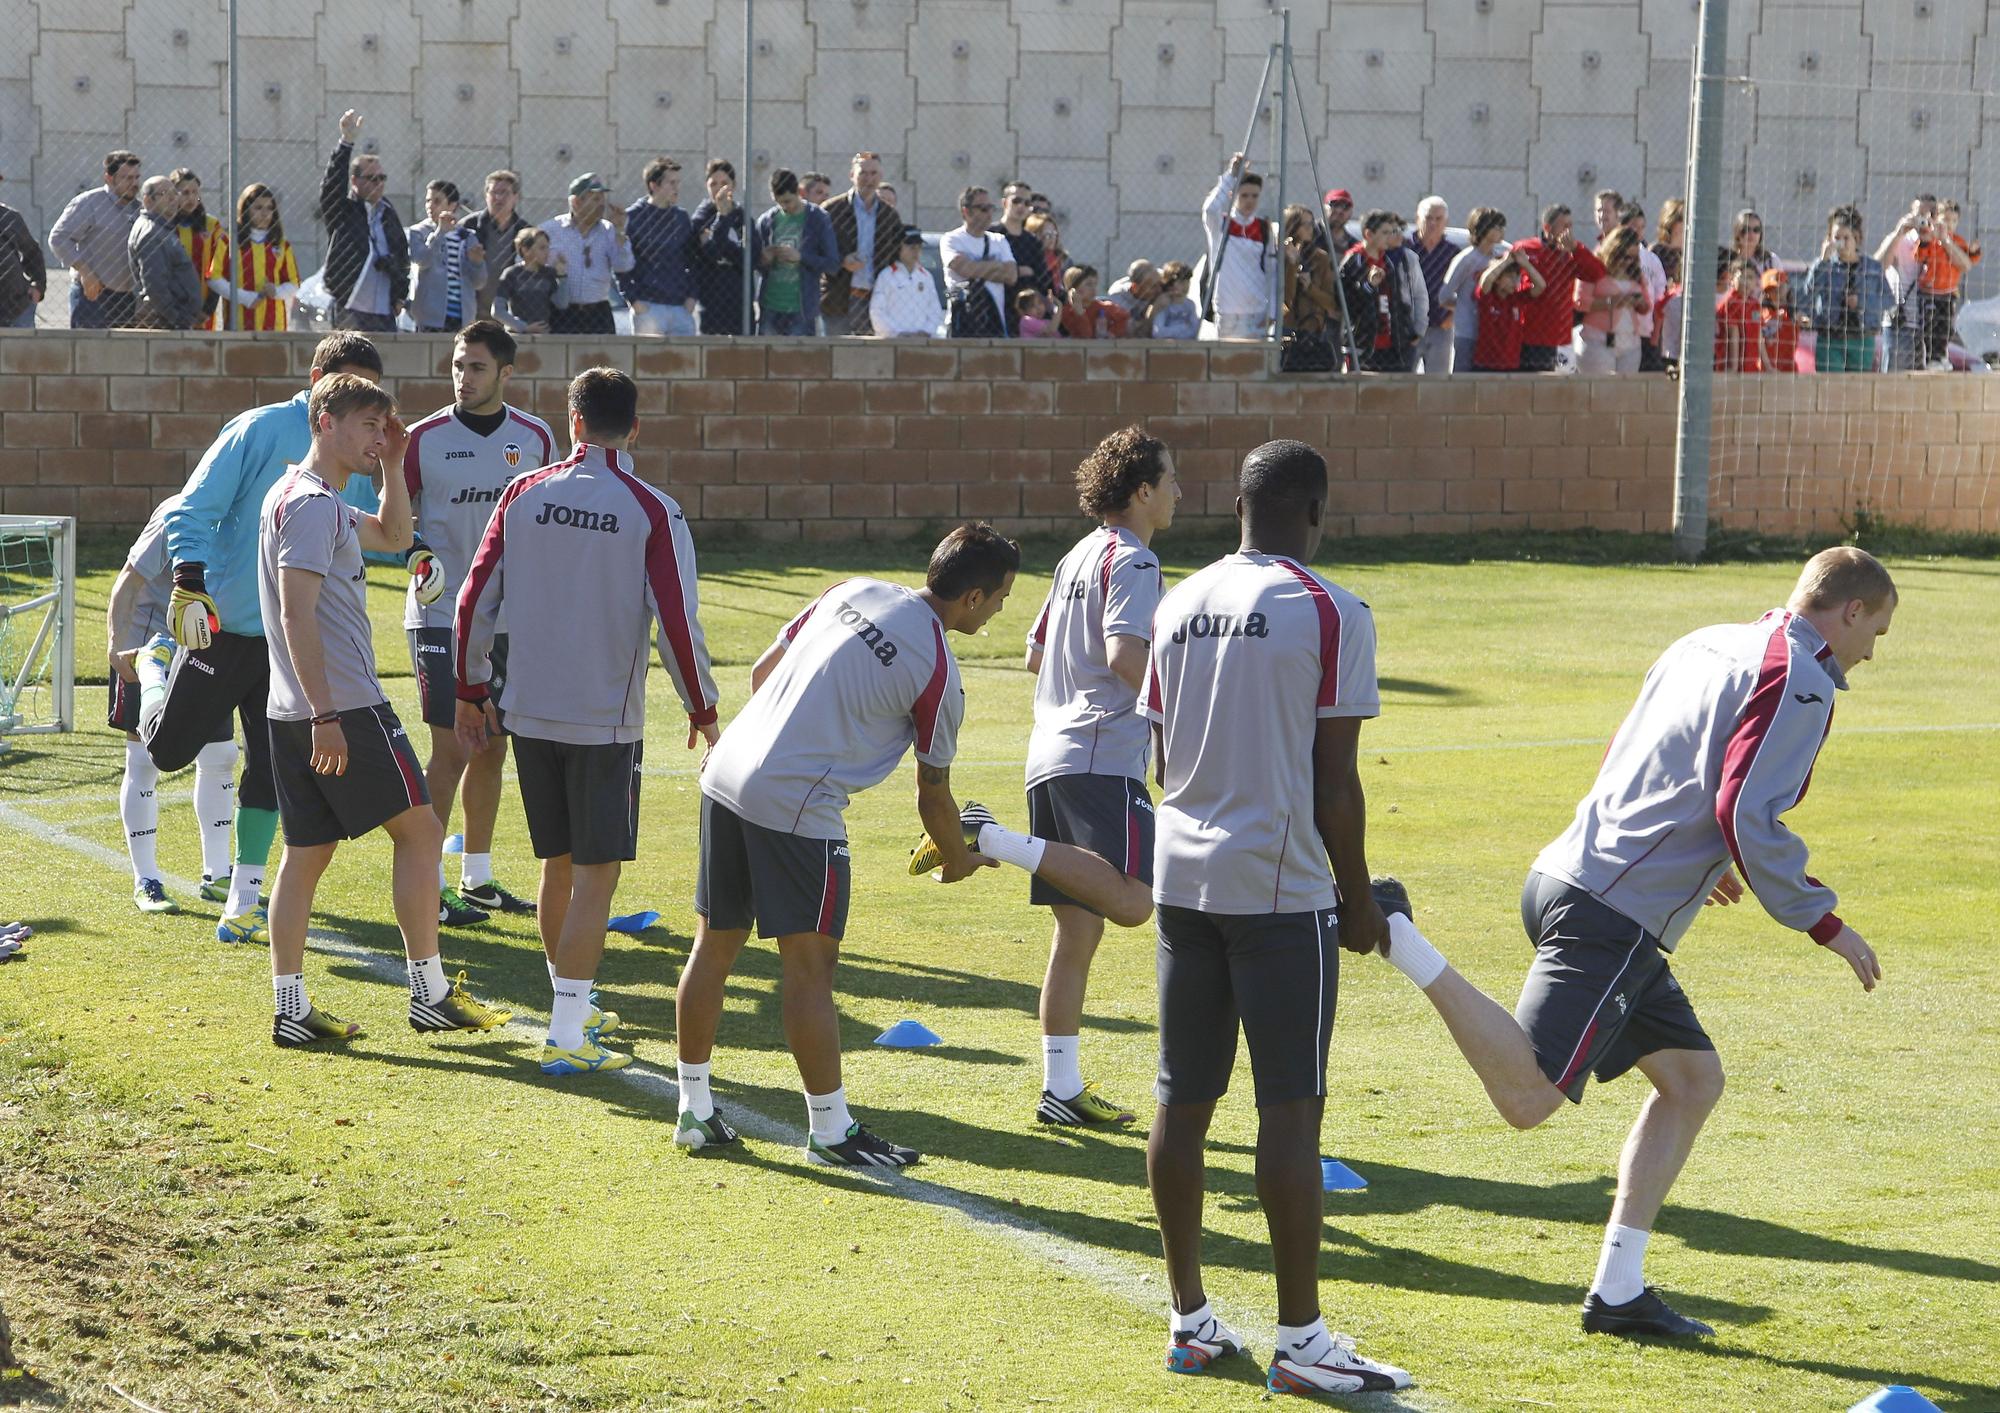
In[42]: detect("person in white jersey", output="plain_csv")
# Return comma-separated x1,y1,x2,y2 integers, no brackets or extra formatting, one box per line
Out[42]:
256,374,510,1047
455,367,720,1079
105,492,238,914
1019,427,1180,1127
1144,440,1411,1398
403,318,556,925
1367,546,1894,1340
673,525,1019,1168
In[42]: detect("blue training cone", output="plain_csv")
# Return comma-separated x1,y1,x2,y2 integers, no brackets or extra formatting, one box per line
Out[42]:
606,910,661,934
443,833,464,854
874,1019,944,1048
1850,1388,1942,1413
1320,1157,1368,1191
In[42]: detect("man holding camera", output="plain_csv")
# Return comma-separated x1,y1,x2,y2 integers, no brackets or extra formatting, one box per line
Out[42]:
320,110,408,332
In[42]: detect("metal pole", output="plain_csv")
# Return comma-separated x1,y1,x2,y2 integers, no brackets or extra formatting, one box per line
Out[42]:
740,0,755,337
1269,10,1290,347
1672,0,1730,561
1285,46,1360,370
226,0,239,333
1240,46,1276,162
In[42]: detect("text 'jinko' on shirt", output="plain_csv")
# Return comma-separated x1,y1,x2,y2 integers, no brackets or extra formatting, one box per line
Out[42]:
403,403,556,632
702,577,964,842
1531,608,1848,953
453,444,718,746
1145,553,1379,914
1026,524,1163,789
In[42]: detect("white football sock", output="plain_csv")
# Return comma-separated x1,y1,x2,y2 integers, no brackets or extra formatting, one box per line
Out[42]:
977,821,1047,873
678,1060,714,1120
272,971,309,1021
121,740,160,883
439,859,448,889
1043,1034,1082,1098
408,953,449,1007
1383,913,1448,990
1591,1223,1650,1305
1276,1317,1332,1365
227,863,263,918
548,975,592,1049
461,852,493,889
805,1085,854,1145
192,740,237,880
1172,1298,1214,1334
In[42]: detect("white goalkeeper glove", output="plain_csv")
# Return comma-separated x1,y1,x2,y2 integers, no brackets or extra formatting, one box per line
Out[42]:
169,564,218,649
406,541,444,606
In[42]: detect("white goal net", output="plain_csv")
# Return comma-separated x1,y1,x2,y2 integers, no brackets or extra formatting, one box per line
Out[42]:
0,516,77,744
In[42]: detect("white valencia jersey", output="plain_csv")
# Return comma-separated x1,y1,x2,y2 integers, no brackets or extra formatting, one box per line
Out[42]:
702,577,964,841
1145,553,1379,914
403,404,556,630
1025,524,1163,788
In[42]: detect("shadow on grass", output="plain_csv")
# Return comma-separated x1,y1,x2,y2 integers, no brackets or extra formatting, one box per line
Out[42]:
1678,1341,1999,1413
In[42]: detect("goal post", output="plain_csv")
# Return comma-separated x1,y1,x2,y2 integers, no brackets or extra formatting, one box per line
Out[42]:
0,515,77,745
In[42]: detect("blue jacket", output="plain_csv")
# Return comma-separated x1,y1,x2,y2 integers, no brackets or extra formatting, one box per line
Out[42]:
1800,256,1893,334
165,391,380,636
751,203,840,312
618,201,696,306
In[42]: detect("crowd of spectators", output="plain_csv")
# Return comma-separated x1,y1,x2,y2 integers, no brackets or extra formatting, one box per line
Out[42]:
0,120,1985,375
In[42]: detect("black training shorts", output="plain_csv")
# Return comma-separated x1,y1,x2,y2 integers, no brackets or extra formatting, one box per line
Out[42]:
695,793,851,941
1515,870,1714,1104
142,629,276,811
513,734,641,865
409,626,510,731
1155,902,1340,1107
270,703,428,848
1026,773,1154,913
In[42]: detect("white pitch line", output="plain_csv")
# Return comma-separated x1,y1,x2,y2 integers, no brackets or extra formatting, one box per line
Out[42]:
0,796,1455,1410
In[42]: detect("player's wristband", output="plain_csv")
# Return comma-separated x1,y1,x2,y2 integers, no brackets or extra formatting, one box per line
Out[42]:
1808,912,1844,945
172,561,208,591
310,712,341,726
456,682,490,705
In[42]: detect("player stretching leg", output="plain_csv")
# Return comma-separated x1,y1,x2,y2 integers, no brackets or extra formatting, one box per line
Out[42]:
1370,547,1894,1339
675,525,1018,1165
404,319,557,925
1014,427,1179,1127
106,493,237,913
141,335,429,943
1146,441,1410,1396
455,368,719,1077
257,375,509,1046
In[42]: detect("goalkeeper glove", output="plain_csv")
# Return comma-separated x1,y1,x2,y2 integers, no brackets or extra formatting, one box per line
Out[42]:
406,540,445,606
168,563,218,650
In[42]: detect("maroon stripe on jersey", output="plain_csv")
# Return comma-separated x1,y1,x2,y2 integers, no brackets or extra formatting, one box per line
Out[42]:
1028,594,1050,649
784,586,834,644
1715,613,1793,893
1275,557,1342,709
911,620,950,756
1097,528,1117,600
453,450,579,690
507,409,554,465
610,453,716,725
404,409,453,498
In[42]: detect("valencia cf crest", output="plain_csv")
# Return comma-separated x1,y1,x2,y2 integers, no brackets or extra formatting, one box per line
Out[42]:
503,442,523,468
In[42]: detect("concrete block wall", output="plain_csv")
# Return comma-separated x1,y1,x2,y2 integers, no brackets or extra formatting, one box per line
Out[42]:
3,331,1995,543
2,1,1994,298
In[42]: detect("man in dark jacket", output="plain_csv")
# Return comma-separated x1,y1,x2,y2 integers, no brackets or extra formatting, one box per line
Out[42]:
820,152,905,336
752,168,839,336
1340,209,1421,372
463,169,528,320
690,158,748,335
0,172,46,328
619,156,698,336
319,108,408,331
130,175,204,330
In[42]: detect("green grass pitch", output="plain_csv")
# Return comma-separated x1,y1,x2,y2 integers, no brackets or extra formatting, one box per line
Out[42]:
1,532,1996,1411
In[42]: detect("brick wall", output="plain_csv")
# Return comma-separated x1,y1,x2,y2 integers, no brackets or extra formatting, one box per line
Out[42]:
2,332,1996,540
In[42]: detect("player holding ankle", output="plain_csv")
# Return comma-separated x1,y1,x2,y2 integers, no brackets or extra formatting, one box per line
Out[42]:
257,374,508,1046
106,493,237,914
404,320,556,927
1011,428,1180,1127
1370,547,1896,1339
677,525,1018,1166
454,368,719,1079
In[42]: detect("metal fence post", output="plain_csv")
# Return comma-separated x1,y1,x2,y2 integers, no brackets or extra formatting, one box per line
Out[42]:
740,0,755,337
1672,0,1730,561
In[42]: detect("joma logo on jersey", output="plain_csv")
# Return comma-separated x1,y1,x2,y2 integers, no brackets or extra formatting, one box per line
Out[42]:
443,450,475,461
450,485,504,505
832,600,900,665
1170,611,1269,644
1061,578,1087,601
533,503,621,533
